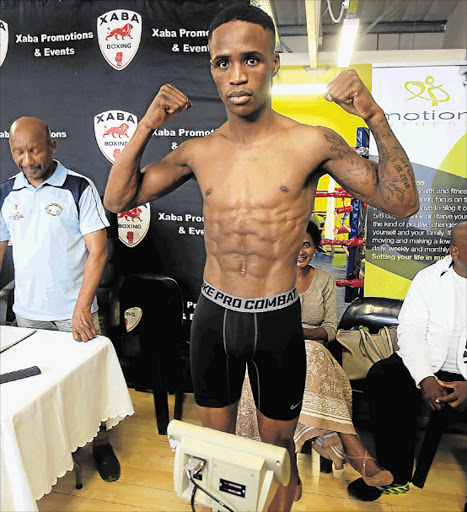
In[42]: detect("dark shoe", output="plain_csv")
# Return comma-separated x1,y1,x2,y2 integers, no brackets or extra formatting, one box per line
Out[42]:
92,443,121,482
348,478,383,502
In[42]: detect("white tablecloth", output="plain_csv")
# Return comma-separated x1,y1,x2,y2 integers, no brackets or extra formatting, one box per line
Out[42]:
0,328,134,512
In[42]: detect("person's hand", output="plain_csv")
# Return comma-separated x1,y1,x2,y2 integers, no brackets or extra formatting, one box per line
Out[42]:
324,69,382,122
436,381,467,412
141,84,191,130
72,307,97,342
420,376,448,411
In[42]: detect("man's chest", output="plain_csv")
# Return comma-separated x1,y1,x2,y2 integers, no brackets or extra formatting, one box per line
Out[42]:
3,188,78,234
192,147,319,208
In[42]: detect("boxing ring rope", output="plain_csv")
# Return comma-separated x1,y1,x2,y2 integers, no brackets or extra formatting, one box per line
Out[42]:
315,190,353,199
313,186,366,292
335,278,364,288
313,130,370,298
320,238,365,247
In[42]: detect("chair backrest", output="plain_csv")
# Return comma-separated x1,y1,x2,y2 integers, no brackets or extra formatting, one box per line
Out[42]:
119,273,184,346
118,273,185,390
338,296,403,334
99,236,117,288
0,280,15,326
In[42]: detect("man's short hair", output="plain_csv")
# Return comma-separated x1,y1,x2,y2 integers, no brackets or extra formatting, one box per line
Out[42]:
208,3,276,47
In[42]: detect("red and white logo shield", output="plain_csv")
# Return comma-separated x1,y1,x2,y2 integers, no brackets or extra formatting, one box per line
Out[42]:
0,20,9,68
94,110,138,163
124,307,143,332
117,203,150,248
97,9,142,70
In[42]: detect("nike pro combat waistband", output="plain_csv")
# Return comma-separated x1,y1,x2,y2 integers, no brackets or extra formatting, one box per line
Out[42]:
201,280,299,313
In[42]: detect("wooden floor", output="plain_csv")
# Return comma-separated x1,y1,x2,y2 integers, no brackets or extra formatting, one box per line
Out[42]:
38,388,467,512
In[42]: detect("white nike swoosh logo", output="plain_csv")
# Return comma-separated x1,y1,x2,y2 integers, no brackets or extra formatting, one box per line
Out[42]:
290,400,302,410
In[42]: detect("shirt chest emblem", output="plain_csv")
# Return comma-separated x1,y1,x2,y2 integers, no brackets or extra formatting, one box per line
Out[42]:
8,203,24,221
45,203,64,216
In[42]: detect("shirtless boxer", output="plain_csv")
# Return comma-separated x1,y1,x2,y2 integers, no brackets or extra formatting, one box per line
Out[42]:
104,4,419,510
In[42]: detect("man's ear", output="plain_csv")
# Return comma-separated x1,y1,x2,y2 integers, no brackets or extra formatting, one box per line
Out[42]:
50,139,57,155
449,245,458,260
272,52,280,77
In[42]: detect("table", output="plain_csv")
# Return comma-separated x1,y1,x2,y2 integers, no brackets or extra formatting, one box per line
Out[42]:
0,327,134,512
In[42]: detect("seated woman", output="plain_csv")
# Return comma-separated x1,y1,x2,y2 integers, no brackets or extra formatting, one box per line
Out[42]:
236,221,393,497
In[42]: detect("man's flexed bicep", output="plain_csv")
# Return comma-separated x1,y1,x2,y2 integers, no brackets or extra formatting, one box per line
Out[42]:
104,84,192,213
322,69,419,219
321,126,417,218
134,145,194,205
319,128,379,205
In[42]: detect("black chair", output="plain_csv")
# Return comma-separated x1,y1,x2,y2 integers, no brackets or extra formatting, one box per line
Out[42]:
0,279,15,325
330,296,403,423
337,296,403,333
118,273,186,435
95,233,118,325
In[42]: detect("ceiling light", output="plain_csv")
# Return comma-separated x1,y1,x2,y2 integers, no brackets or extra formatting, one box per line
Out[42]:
271,83,328,95
337,18,360,68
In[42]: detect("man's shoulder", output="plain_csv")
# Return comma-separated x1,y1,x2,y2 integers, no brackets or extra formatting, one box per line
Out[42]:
0,175,19,202
276,113,323,132
0,174,18,190
65,168,94,183
61,167,100,191
178,127,225,159
412,256,452,284
58,168,100,206
178,130,219,150
276,117,329,147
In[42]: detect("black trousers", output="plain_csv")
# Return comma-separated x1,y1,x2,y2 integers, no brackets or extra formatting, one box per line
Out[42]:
366,353,464,484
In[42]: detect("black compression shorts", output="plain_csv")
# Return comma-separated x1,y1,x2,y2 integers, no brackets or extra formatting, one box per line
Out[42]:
190,281,306,421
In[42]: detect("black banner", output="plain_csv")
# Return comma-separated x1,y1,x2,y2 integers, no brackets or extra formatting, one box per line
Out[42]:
0,0,248,313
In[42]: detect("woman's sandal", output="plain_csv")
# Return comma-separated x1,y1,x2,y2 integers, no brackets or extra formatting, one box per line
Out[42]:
294,477,303,501
346,451,394,487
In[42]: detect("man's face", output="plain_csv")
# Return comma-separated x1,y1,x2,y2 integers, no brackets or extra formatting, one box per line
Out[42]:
209,20,280,118
9,123,56,186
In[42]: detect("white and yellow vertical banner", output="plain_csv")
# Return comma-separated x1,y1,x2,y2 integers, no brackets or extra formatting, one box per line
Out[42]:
366,64,467,299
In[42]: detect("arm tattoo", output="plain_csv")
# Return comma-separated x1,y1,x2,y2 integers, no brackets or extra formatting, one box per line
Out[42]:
382,178,406,203
372,118,416,181
323,123,417,209
324,133,376,186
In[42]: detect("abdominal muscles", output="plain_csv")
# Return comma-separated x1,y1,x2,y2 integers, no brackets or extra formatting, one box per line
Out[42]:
203,194,312,298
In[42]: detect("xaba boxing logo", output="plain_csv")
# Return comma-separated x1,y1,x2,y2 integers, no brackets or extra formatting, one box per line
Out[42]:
0,20,9,68
94,110,138,163
117,204,150,248
405,76,450,107
97,10,142,70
